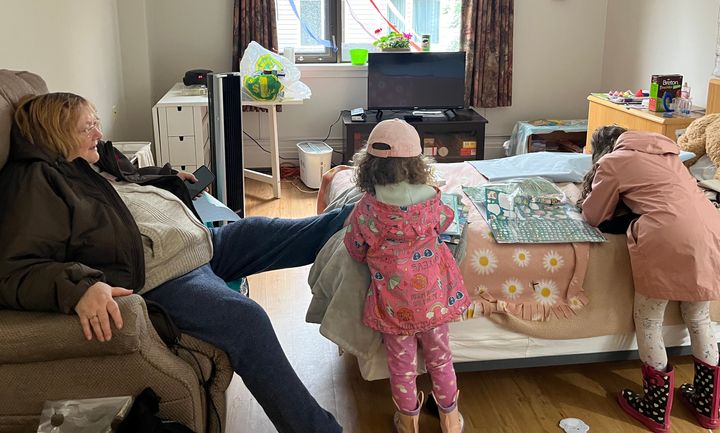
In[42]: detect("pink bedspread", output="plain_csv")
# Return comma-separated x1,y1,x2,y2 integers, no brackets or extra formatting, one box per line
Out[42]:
320,162,591,322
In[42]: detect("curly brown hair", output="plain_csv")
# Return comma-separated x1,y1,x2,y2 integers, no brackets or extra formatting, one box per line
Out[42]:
576,125,627,208
352,148,434,195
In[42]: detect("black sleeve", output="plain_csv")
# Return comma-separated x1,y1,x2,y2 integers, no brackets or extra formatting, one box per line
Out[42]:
0,168,105,313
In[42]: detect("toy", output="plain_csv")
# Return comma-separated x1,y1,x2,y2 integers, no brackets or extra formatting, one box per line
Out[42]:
677,113,720,179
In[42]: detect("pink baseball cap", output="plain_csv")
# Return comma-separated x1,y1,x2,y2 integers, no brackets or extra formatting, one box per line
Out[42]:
366,118,421,158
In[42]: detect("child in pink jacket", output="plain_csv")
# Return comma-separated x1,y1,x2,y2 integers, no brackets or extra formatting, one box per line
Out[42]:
581,126,720,433
344,119,469,433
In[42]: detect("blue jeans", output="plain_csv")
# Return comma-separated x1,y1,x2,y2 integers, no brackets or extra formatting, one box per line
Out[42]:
144,205,352,433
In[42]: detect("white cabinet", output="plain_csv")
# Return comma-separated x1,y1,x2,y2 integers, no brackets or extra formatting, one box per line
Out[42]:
151,83,210,173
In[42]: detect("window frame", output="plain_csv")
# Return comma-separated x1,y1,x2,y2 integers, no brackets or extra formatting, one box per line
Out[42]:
291,0,339,64
279,0,460,64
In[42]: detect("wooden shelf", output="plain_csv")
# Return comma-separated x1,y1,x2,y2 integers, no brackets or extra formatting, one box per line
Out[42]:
585,95,703,152
708,79,720,114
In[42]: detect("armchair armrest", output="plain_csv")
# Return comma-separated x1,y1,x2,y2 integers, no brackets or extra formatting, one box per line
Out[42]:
0,295,150,364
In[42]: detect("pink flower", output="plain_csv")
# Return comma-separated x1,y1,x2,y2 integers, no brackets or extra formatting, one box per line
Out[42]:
374,28,382,34
403,32,412,40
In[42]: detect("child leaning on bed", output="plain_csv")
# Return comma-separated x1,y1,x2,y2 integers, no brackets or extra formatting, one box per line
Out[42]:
343,119,469,433
580,125,720,433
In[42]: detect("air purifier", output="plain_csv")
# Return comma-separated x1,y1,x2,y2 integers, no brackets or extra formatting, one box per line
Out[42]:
297,141,332,189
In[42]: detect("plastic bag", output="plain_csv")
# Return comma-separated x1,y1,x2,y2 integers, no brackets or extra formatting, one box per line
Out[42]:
36,396,133,433
478,177,566,220
239,41,311,102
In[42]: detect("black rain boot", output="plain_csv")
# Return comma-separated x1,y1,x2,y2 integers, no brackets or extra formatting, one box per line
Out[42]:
617,363,674,433
679,357,720,429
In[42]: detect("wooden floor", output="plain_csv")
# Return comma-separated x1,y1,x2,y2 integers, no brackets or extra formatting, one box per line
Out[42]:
225,178,711,433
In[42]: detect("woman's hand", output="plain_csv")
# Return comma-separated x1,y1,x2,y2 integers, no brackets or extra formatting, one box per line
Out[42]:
176,171,197,183
177,171,207,199
74,282,133,342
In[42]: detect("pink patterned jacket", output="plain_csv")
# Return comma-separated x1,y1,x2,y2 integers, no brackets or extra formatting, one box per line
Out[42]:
343,189,469,335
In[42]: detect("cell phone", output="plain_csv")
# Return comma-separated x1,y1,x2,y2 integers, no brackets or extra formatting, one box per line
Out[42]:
185,165,215,197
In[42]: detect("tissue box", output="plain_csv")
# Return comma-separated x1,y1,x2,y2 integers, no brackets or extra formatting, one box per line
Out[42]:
649,74,682,112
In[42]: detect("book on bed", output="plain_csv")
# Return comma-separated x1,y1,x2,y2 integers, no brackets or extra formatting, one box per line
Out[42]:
462,184,606,244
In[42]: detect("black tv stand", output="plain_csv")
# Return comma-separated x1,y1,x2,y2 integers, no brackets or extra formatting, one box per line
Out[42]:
341,108,488,163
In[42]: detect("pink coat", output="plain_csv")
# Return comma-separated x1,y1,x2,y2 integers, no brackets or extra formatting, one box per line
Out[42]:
344,190,469,335
582,131,720,301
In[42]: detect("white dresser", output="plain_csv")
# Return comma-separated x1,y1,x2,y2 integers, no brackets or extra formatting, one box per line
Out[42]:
151,83,210,172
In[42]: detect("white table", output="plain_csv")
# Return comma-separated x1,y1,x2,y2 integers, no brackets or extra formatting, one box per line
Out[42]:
241,98,303,198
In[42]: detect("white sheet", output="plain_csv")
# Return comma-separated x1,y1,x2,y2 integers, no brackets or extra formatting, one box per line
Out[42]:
356,316,713,381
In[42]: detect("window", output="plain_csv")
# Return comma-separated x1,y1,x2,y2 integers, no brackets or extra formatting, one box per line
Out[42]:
275,0,462,63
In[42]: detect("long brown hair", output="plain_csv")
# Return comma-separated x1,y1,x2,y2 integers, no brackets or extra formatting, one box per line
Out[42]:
14,92,95,159
577,125,627,208
352,148,434,195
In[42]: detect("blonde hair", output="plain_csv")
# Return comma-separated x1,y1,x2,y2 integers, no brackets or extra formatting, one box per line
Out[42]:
352,148,434,195
14,92,95,159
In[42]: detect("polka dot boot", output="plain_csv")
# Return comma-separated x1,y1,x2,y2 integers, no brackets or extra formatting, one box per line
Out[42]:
617,363,674,433
679,357,720,429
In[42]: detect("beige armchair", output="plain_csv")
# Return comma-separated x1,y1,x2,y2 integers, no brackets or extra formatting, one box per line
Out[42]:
0,69,232,433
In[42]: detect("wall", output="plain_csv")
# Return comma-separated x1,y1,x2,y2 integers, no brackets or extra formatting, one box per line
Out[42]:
241,0,610,164
9,2,719,166
116,0,153,142
0,0,125,139
118,1,608,165
144,0,234,105
603,0,719,108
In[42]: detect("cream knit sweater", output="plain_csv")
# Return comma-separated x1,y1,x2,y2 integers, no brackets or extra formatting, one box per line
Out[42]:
108,180,213,294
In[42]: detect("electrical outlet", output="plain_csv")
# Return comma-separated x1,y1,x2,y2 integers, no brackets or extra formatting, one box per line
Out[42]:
112,105,119,119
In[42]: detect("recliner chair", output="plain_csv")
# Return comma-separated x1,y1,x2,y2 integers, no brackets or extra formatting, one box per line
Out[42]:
0,69,232,433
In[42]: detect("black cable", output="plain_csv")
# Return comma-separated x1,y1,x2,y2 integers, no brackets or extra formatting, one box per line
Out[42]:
243,130,298,161
175,343,222,433
322,112,343,142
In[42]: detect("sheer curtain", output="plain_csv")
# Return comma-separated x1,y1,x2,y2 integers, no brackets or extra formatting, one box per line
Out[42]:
461,0,514,108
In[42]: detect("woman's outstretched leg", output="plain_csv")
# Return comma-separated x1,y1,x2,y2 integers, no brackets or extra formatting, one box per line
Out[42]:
209,204,353,281
145,265,342,433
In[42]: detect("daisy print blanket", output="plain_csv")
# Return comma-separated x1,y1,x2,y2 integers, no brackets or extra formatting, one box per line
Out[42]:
320,162,591,322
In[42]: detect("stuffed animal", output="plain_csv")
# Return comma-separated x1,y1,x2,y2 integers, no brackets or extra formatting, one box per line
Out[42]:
677,113,720,179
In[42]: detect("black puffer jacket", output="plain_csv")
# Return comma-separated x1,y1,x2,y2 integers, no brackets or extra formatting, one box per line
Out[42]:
0,127,145,313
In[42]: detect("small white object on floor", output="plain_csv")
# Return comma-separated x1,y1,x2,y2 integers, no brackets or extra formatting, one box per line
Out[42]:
559,417,589,433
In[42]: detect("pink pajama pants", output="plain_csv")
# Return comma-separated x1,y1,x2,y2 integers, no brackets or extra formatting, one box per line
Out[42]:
383,323,458,413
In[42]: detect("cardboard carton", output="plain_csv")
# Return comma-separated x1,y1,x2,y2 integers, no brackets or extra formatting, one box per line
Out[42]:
649,74,683,112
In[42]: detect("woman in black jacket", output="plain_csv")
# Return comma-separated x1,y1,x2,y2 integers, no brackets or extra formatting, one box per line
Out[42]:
0,92,348,433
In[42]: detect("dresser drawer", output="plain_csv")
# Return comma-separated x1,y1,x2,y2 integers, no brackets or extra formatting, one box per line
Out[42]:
165,106,195,136
175,163,197,173
167,135,197,165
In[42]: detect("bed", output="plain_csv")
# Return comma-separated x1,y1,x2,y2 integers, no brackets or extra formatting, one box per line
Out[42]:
306,159,720,381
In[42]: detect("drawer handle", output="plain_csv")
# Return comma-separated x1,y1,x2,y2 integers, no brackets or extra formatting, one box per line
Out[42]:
179,136,184,141
177,107,183,112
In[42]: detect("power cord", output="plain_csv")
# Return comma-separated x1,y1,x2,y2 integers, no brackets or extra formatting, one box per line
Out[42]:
321,112,345,156
243,131,298,161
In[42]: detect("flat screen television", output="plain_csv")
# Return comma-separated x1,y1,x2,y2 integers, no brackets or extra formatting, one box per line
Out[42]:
367,51,466,111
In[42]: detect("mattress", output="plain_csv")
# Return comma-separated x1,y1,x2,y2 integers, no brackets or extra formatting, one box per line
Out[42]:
356,317,717,381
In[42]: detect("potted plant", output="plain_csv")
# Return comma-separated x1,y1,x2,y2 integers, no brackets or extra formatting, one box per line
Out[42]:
373,28,412,51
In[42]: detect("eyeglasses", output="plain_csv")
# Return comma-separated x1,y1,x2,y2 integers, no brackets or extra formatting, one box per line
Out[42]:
80,117,102,136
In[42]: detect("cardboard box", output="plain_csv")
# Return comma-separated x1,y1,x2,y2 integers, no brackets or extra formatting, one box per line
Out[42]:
649,74,683,112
